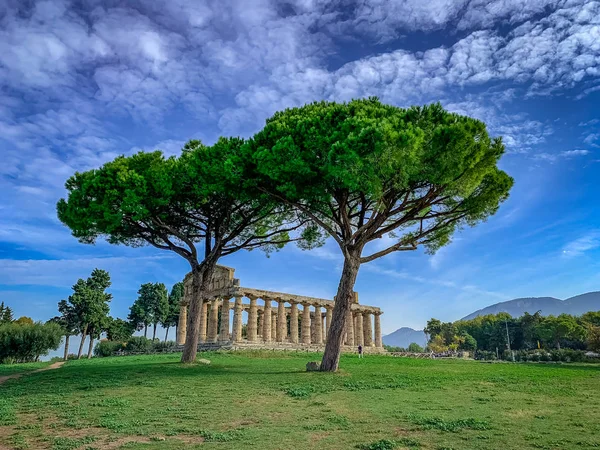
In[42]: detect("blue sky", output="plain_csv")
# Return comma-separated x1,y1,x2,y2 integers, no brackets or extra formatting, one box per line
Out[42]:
1,0,600,335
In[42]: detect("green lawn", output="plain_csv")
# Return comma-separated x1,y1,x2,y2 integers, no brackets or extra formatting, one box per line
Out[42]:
1,352,599,450
0,361,50,377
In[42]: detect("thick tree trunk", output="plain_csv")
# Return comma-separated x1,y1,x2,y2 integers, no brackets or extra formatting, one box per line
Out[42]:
321,254,361,372
144,325,148,338
152,324,157,341
181,261,216,363
63,335,70,361
164,326,169,343
77,324,88,359
87,336,95,359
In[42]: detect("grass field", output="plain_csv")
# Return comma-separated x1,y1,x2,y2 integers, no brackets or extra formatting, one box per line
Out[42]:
0,352,599,450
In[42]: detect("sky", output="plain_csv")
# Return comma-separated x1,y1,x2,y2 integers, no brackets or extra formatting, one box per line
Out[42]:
1,0,600,336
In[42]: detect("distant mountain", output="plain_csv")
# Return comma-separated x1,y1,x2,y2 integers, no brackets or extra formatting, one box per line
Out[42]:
382,327,427,348
461,291,600,320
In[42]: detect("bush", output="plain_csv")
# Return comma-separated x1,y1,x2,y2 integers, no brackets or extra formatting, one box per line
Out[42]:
124,336,154,353
407,342,424,353
474,350,497,361
498,349,597,363
94,340,125,357
0,322,63,363
152,340,178,353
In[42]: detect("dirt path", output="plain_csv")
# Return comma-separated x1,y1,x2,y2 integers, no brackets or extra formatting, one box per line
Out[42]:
0,361,65,386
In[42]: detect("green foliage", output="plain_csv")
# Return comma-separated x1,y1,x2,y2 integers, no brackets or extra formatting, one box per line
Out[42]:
94,340,125,357
13,316,34,325
587,326,600,352
406,414,490,432
163,281,184,331
384,345,407,352
98,336,179,355
128,282,169,338
124,336,154,353
356,439,399,450
429,310,600,355
0,301,14,324
407,342,424,352
247,99,513,257
65,269,112,343
105,317,133,342
0,322,63,363
460,332,478,351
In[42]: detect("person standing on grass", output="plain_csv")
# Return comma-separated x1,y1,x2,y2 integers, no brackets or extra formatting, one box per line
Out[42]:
358,344,363,358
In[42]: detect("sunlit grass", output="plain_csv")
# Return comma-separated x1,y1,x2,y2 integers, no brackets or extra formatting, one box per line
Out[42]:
1,352,599,449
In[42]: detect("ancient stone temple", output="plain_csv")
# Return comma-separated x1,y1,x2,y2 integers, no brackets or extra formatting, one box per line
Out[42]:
176,265,384,353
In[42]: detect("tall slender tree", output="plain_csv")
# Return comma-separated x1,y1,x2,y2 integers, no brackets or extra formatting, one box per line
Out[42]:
66,269,112,359
0,302,14,324
49,299,80,360
163,282,183,342
58,139,320,363
246,99,513,371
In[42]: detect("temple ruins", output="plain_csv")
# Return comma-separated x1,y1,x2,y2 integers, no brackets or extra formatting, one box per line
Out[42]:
176,265,384,352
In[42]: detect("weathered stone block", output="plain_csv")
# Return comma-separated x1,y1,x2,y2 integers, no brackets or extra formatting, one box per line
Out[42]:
197,358,211,365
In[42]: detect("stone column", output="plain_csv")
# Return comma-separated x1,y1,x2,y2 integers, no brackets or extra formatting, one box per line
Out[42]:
355,312,364,346
276,300,286,342
364,313,374,347
345,309,354,346
219,298,231,342
321,313,326,342
232,297,243,342
208,300,220,343
325,307,332,340
177,304,187,345
199,300,208,343
374,313,383,348
313,306,323,345
247,297,258,342
301,303,311,344
263,299,272,342
271,311,277,339
289,302,299,344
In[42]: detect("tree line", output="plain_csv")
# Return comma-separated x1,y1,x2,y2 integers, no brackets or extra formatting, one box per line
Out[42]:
425,311,600,354
57,99,514,371
50,269,183,361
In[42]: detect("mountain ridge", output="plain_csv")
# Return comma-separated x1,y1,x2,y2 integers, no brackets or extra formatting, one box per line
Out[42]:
460,291,600,320
383,291,600,348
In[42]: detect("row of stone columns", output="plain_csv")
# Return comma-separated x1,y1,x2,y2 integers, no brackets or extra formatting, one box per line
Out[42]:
177,296,383,348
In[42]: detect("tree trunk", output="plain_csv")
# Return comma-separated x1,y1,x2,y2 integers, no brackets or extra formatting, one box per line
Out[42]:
181,261,216,363
63,335,70,361
164,326,169,343
152,323,157,341
77,324,88,359
144,325,148,338
321,253,361,372
87,336,95,359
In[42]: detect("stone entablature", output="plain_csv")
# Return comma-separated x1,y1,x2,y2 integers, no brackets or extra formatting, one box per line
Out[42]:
177,265,384,351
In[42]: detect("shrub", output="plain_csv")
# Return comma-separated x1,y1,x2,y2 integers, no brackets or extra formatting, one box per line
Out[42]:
0,322,63,363
152,340,178,353
94,340,125,357
125,336,153,353
474,350,497,361
407,342,424,353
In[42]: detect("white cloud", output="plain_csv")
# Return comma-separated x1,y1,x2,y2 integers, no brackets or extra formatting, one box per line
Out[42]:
0,256,175,287
562,232,600,257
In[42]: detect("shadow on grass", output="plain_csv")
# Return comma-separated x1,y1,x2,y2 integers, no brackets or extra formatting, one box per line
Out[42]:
0,353,326,400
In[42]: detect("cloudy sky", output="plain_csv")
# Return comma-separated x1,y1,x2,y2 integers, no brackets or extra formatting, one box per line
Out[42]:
1,0,600,335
